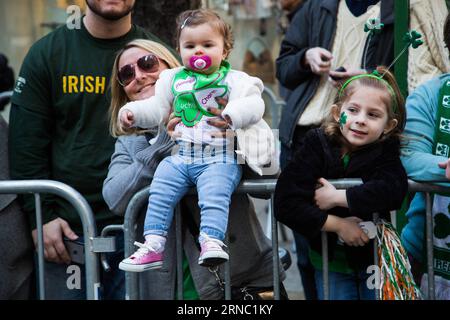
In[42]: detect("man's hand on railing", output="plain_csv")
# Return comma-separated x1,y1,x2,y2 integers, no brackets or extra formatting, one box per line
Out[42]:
31,217,79,264
438,159,450,179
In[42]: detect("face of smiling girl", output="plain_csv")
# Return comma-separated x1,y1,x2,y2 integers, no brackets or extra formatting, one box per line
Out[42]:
333,86,398,149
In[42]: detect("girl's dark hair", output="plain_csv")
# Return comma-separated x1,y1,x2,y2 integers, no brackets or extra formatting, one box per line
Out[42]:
175,9,234,58
322,66,406,143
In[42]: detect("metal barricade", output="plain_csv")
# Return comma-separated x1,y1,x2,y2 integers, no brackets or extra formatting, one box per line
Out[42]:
320,179,444,300
0,90,13,100
0,180,101,300
123,179,281,300
262,86,285,129
122,178,443,300
319,179,363,300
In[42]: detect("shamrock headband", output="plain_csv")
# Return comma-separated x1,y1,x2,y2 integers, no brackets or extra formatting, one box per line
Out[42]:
336,20,425,114
362,19,423,70
338,73,398,113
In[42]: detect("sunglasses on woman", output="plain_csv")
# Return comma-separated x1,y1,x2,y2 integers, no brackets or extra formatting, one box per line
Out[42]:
117,54,160,86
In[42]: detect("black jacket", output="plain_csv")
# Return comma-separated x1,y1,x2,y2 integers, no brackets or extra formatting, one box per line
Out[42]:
276,0,394,149
274,128,407,269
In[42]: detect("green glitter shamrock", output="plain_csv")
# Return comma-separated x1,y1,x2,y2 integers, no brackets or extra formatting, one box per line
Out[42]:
364,18,384,35
403,30,423,49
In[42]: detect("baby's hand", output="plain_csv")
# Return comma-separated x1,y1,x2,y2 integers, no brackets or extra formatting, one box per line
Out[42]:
120,109,135,128
336,217,370,247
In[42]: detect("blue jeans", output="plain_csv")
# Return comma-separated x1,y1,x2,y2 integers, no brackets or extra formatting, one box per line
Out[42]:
314,269,375,300
40,233,125,300
293,232,317,300
144,154,242,241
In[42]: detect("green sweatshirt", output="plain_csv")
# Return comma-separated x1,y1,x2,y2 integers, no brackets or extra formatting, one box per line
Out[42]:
9,21,162,233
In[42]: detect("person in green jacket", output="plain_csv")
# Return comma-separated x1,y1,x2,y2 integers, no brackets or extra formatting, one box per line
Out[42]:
8,0,164,299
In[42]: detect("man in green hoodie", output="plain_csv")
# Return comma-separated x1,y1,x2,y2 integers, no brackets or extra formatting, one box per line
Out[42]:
9,0,163,299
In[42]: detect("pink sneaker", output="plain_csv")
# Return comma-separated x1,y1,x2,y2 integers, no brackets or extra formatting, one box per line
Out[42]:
119,241,163,272
198,234,228,267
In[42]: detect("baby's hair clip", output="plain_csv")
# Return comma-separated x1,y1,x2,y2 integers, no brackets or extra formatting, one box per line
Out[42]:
180,17,190,29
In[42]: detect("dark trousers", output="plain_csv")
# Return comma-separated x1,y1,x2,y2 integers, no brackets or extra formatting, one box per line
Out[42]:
280,125,319,300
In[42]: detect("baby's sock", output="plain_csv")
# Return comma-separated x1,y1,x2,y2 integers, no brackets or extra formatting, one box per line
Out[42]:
144,234,166,253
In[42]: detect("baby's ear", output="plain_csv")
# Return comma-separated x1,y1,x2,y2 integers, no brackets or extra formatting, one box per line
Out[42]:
384,118,398,134
222,47,230,60
331,104,340,122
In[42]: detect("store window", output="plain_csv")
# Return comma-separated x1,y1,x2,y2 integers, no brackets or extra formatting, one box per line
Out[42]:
0,0,85,76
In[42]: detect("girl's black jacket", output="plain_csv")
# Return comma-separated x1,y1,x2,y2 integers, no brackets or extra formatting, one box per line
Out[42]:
274,128,408,269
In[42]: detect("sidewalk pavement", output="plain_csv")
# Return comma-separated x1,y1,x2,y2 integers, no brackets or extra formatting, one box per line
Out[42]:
251,196,305,300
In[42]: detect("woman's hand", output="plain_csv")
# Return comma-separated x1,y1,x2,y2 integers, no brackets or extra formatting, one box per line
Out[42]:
314,178,347,210
206,97,234,138
166,112,182,138
206,97,232,128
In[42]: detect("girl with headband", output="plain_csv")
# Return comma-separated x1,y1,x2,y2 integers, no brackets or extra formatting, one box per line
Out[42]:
274,67,408,299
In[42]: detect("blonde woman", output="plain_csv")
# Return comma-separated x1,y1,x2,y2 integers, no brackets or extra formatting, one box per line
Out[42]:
103,39,284,299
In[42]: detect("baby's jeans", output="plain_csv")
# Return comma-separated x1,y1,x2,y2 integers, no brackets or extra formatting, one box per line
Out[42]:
143,145,242,241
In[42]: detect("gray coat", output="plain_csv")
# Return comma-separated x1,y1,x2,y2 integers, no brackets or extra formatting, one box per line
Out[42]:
103,131,284,299
0,117,34,299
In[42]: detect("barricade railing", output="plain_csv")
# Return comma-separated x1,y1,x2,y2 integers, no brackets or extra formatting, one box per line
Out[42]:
262,86,285,129
123,179,281,300
121,178,442,300
1,178,440,300
0,90,13,100
320,179,444,300
0,180,101,300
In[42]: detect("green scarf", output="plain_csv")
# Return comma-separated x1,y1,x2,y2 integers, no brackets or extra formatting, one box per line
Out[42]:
429,79,450,286
433,79,450,159
172,61,230,127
